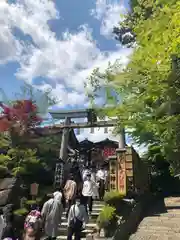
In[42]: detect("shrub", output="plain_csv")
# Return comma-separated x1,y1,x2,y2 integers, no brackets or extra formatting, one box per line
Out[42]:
36,197,42,204
25,200,37,206
97,205,116,228
104,190,125,207
14,208,28,216
97,205,117,237
0,165,9,178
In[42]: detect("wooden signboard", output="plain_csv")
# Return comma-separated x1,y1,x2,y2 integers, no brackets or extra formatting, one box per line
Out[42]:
109,156,118,190
30,183,39,196
118,169,126,194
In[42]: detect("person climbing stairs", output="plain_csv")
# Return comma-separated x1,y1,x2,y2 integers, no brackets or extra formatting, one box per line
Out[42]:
57,201,104,240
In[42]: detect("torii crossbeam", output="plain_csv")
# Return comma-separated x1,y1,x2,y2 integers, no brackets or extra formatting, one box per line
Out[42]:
49,108,125,161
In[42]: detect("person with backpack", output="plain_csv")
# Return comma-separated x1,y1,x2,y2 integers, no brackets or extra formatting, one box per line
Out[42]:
67,197,88,240
41,193,62,240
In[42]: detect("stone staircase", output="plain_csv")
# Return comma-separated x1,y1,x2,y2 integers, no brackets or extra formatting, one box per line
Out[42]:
129,197,180,240
57,201,104,240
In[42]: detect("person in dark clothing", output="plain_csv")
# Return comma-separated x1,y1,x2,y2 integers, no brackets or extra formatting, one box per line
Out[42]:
67,197,88,240
70,162,82,196
98,179,105,200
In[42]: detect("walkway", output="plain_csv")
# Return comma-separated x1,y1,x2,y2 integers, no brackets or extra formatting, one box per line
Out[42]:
129,197,180,240
57,201,104,240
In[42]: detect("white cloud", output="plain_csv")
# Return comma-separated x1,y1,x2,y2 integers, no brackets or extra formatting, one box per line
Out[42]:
0,0,145,154
0,25,22,64
91,0,126,38
0,0,131,107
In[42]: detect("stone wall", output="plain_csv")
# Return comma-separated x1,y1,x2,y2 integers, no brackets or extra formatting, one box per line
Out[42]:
0,177,23,210
112,193,156,240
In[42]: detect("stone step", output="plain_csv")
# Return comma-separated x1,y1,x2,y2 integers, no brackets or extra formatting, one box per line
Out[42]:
93,201,104,205
139,225,171,230
142,216,180,221
135,230,180,236
57,237,103,240
57,237,86,240
62,204,103,214
60,222,97,229
130,233,180,240
140,221,180,228
137,226,176,234
91,206,103,211
62,211,100,218
58,227,94,236
57,236,103,240
61,216,96,223
160,211,180,215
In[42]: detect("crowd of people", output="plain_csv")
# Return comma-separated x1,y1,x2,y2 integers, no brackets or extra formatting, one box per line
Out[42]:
0,165,108,240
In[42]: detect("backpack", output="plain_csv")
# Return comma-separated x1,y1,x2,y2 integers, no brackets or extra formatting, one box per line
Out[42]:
69,205,82,229
24,210,41,230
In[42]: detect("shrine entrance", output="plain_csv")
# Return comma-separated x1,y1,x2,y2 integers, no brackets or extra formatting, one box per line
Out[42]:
48,108,150,196
48,108,126,188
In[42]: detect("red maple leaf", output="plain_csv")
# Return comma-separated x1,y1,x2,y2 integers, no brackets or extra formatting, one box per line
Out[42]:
0,100,42,134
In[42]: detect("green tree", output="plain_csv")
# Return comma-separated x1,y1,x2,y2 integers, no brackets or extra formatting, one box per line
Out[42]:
0,85,57,183
89,0,180,173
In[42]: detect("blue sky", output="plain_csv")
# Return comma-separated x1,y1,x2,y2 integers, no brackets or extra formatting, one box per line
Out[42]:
0,0,146,153
0,0,131,103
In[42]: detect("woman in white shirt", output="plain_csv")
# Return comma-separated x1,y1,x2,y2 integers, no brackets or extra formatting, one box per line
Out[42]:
82,174,95,215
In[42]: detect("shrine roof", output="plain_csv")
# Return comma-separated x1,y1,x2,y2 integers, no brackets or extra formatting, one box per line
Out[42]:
79,139,94,145
94,138,119,147
78,138,119,151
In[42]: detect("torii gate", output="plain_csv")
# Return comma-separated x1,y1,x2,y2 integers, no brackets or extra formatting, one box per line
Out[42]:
49,108,126,161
